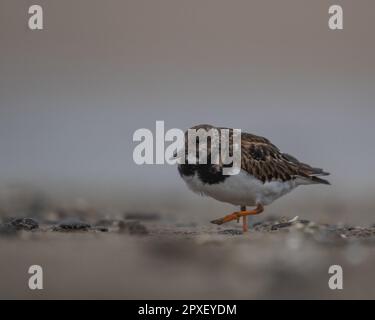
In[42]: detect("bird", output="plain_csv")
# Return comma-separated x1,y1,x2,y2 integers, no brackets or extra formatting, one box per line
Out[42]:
176,124,330,233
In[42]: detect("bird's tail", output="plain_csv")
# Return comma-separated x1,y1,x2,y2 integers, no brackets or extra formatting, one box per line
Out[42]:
309,167,330,185
310,175,331,185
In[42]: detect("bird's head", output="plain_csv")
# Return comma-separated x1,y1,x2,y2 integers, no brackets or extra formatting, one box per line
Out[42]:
173,124,219,164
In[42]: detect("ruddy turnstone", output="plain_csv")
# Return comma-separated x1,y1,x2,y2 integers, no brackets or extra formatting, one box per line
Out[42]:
176,124,330,232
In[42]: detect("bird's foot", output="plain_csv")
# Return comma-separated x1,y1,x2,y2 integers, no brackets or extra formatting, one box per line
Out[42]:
211,212,241,225
210,204,264,231
211,212,242,225
211,213,248,232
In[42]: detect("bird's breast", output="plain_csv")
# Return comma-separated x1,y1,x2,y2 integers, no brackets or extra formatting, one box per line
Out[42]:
180,168,297,206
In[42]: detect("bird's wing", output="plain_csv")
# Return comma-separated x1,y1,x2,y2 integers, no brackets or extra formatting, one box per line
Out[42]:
240,132,330,183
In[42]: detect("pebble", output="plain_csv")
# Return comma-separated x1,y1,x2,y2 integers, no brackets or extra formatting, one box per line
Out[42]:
218,229,243,235
7,218,39,231
118,221,148,235
92,226,109,232
53,219,91,232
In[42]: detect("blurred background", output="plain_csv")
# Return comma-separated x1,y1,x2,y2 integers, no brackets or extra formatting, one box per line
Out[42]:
1,0,375,223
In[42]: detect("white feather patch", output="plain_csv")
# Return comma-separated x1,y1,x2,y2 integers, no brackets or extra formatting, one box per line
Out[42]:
182,169,299,206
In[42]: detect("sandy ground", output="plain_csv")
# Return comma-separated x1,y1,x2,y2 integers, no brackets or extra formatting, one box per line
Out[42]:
1,211,375,300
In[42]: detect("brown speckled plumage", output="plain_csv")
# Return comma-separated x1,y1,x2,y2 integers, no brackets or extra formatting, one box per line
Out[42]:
186,124,330,185
239,131,330,184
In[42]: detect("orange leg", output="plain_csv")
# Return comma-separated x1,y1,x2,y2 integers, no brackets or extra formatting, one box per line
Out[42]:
240,205,247,232
242,215,248,232
211,204,264,232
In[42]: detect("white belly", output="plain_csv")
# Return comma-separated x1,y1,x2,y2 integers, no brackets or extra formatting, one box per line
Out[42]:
182,169,298,206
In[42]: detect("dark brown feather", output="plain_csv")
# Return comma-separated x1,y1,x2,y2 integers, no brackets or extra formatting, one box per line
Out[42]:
187,125,330,184
239,131,330,184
